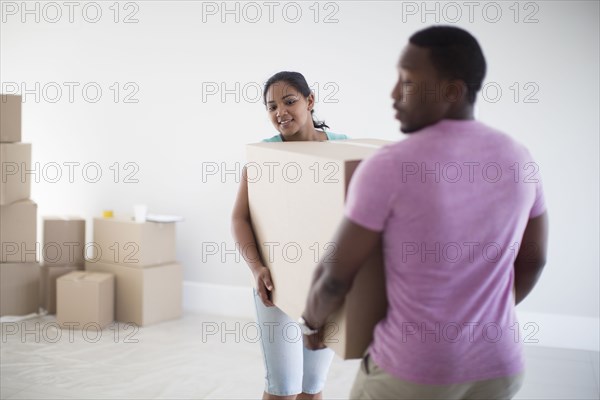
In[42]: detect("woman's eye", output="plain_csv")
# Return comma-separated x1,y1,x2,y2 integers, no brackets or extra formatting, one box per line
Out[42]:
267,106,276,111
286,99,296,105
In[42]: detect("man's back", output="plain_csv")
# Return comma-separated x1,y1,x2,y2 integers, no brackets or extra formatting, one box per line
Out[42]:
345,119,546,385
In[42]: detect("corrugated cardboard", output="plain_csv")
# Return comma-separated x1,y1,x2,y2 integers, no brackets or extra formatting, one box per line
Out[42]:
0,143,31,205
43,217,85,268
85,261,182,326
40,264,78,314
92,218,176,267
0,199,37,263
0,262,40,316
0,94,21,143
56,271,114,329
246,139,391,359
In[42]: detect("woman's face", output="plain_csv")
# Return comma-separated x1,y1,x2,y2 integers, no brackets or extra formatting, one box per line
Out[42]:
265,81,314,138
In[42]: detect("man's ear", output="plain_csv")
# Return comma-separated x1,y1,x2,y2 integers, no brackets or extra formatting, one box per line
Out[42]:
443,80,467,103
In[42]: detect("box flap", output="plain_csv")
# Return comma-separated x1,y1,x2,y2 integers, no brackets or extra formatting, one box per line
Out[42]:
246,139,391,161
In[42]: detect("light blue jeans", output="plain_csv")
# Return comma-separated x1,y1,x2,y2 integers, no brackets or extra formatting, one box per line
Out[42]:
253,289,335,396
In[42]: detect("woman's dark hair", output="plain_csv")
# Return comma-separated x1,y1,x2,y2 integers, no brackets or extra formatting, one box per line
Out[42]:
409,26,486,104
263,71,329,130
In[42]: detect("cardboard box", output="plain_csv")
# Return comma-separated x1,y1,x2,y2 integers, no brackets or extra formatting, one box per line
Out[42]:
40,264,78,314
43,217,85,268
1,199,37,263
0,143,31,205
92,218,176,267
246,139,391,359
85,261,182,326
0,262,40,316
0,94,21,143
56,271,114,329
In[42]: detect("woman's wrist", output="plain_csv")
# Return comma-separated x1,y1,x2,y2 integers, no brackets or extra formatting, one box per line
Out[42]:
250,263,267,276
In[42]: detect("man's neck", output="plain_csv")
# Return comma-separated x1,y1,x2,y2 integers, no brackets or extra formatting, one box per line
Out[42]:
446,105,475,120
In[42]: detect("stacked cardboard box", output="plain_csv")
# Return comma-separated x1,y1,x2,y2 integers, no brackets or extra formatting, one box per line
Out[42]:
0,94,40,316
57,271,114,329
85,218,182,326
39,217,85,313
246,139,392,359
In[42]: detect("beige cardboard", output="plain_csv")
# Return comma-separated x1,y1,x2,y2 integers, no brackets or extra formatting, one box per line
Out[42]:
85,261,182,326
0,199,37,263
92,218,176,267
246,139,391,359
0,94,21,143
0,262,40,316
0,143,31,205
43,217,85,268
56,271,114,329
40,264,78,314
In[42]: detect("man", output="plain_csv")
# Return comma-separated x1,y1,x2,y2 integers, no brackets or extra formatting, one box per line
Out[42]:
299,26,548,399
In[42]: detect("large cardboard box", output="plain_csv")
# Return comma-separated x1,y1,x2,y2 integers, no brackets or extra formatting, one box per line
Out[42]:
40,264,78,314
0,143,31,205
0,262,40,316
1,199,37,263
0,94,21,143
92,218,176,267
85,261,182,326
43,217,85,268
56,271,114,329
246,139,391,359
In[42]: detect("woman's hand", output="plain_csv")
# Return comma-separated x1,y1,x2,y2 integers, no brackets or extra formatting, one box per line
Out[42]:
254,266,275,307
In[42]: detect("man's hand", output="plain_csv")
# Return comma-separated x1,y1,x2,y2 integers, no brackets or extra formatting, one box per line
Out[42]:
303,329,327,350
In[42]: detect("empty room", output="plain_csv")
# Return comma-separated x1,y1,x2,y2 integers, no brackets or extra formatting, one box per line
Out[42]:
1,1,598,399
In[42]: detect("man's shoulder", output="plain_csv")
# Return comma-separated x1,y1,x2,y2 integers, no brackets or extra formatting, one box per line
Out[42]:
357,142,400,174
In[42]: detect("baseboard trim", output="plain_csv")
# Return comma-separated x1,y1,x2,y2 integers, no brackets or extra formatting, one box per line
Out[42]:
516,310,599,352
183,281,600,352
183,281,255,320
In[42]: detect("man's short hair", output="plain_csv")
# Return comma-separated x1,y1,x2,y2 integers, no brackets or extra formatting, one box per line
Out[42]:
409,26,487,103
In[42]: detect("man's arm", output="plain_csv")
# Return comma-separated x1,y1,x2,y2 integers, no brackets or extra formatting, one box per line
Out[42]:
514,212,549,305
302,218,381,331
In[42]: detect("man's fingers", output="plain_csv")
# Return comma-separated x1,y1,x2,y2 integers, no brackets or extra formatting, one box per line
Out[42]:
303,334,326,350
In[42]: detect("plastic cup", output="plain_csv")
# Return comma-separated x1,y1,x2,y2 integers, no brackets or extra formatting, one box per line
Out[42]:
134,204,147,223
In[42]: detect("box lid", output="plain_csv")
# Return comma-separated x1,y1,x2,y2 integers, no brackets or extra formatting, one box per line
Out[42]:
246,139,391,161
58,271,113,283
43,216,85,222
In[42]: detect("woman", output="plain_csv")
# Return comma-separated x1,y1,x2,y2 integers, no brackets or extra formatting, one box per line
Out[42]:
231,71,348,400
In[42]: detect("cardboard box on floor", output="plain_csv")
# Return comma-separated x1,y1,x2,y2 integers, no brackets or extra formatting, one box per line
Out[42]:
85,261,182,326
246,139,391,359
56,271,114,329
1,199,37,263
43,217,86,268
0,262,40,316
92,218,176,267
40,264,78,314
0,143,31,205
0,94,21,143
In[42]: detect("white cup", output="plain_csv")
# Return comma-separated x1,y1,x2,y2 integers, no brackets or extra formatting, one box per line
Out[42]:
134,204,147,223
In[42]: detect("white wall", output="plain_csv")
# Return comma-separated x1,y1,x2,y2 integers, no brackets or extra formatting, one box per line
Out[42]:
2,1,598,338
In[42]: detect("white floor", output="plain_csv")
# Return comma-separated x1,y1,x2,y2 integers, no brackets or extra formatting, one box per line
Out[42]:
1,312,598,399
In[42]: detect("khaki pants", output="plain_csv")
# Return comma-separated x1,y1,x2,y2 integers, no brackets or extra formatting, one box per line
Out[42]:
350,354,524,400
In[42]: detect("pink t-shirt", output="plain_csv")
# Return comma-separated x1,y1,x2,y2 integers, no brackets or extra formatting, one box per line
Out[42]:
345,119,546,385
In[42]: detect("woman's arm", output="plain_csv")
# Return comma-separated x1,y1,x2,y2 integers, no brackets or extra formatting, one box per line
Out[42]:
231,166,275,306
